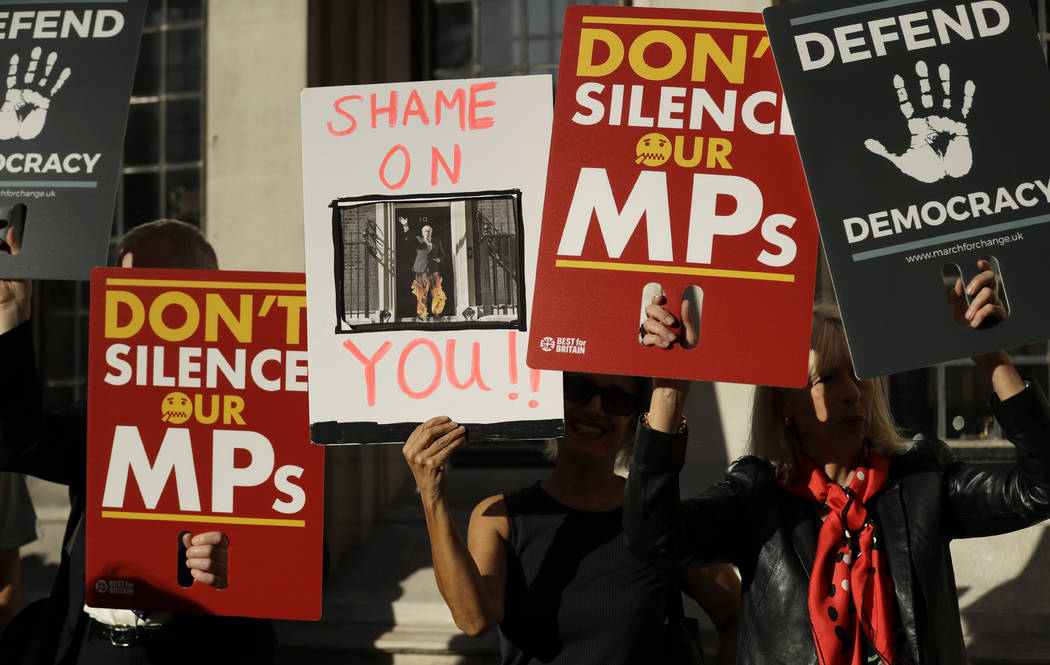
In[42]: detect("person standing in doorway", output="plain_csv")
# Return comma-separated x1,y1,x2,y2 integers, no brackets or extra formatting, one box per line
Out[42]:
400,217,447,319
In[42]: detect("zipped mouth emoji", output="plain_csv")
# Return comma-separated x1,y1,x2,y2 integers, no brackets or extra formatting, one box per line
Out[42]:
635,132,671,166
161,391,192,424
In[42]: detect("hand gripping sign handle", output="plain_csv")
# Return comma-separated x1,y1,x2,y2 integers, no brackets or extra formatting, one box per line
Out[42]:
638,282,702,350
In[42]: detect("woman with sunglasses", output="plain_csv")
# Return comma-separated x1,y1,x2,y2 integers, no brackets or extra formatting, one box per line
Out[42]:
627,276,1050,665
403,372,740,664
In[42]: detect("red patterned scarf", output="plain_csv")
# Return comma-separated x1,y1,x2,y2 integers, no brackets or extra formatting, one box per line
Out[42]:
779,447,896,665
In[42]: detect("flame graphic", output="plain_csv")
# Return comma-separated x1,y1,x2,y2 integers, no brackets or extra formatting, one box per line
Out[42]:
411,274,430,318
411,272,447,318
431,273,446,315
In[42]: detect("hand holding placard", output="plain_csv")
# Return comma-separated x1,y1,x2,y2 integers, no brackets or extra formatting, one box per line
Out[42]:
947,258,1007,329
527,6,818,386
641,292,698,350
182,531,229,589
402,416,466,507
0,205,29,335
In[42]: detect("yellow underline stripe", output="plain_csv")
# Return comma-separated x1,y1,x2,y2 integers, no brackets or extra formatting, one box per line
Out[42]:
105,278,305,291
555,259,795,283
582,16,767,31
101,510,306,527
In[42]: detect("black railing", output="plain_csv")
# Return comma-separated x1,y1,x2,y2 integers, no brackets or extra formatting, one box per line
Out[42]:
472,202,519,315
341,211,380,319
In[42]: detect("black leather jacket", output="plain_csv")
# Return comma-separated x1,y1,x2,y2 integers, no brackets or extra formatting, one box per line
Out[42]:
624,385,1050,665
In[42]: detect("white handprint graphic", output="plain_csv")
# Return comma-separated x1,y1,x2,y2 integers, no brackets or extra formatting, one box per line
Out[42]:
864,61,975,184
0,47,71,141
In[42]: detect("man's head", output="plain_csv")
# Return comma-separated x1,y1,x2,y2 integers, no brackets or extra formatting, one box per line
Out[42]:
421,225,432,241
115,219,218,270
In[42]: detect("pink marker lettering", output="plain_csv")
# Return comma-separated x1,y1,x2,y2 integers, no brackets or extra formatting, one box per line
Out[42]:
444,339,491,391
431,144,461,186
507,331,519,400
468,81,497,130
342,339,392,407
529,369,541,408
371,90,398,129
398,338,442,399
327,95,361,136
402,89,430,126
379,144,411,190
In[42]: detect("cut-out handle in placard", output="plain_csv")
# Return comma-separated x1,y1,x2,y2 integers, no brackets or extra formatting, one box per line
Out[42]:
942,256,1009,329
177,530,193,588
637,282,702,349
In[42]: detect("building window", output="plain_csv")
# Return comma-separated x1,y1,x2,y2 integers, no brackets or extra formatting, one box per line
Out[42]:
38,0,206,410
118,0,205,238
890,343,1050,448
430,0,623,83
471,197,522,315
333,191,526,332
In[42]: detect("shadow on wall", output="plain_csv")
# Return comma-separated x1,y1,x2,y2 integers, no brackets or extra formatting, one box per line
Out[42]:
961,527,1050,661
19,553,59,606
677,380,733,659
679,381,731,497
275,456,517,664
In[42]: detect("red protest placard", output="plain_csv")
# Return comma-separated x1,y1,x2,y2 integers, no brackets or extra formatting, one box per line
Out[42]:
527,6,819,386
86,268,323,620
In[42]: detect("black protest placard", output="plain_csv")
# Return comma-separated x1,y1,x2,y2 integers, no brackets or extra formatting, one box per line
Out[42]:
765,0,1050,377
0,2,146,280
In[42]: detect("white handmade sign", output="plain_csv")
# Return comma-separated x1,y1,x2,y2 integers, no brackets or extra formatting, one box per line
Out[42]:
301,76,563,444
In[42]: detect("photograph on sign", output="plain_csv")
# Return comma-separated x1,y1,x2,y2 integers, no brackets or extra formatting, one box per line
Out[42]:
86,268,324,620
332,190,527,333
526,5,820,387
302,76,563,444
0,1,146,280
765,0,1050,377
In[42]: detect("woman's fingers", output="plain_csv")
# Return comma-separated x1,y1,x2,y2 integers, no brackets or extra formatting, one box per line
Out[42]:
964,260,1005,327
680,297,699,349
644,300,676,327
427,426,467,467
641,316,678,347
967,286,1006,327
947,259,1006,328
642,294,682,348
965,268,997,298
403,416,464,468
404,416,453,453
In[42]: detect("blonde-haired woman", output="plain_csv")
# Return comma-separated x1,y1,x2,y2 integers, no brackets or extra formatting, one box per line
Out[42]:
748,303,904,483
628,282,1050,665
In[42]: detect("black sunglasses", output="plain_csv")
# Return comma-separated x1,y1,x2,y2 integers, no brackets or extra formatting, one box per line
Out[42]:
563,375,640,416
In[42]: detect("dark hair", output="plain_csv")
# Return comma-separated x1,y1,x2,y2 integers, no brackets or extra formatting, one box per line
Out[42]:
114,219,218,270
550,373,652,469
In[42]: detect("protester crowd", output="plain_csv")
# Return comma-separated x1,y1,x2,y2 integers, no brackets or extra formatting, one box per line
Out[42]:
0,214,1042,665
1,3,1050,665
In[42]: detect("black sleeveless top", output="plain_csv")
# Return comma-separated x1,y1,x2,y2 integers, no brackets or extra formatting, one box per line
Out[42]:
498,483,673,665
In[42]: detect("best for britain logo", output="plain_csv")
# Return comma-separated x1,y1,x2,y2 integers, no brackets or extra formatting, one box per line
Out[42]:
539,336,587,354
